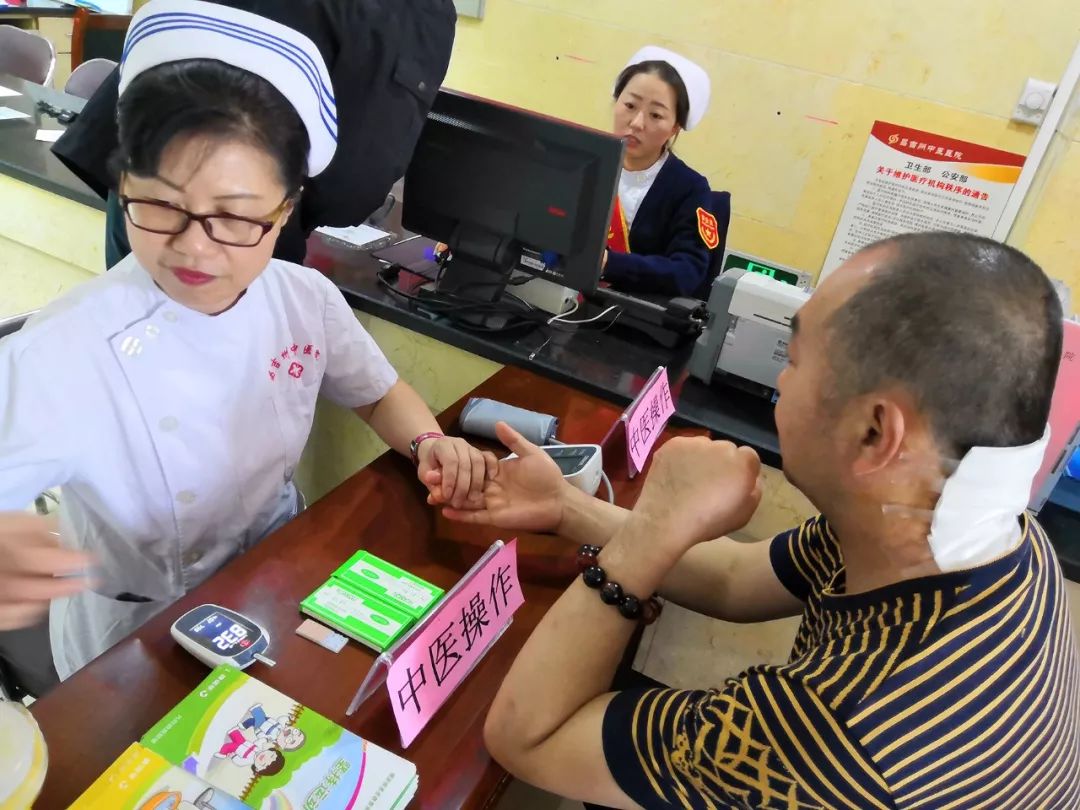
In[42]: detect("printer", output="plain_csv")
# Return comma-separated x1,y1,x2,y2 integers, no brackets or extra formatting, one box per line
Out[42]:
688,268,811,396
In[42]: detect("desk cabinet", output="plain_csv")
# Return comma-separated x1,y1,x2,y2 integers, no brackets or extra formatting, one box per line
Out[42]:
36,16,73,89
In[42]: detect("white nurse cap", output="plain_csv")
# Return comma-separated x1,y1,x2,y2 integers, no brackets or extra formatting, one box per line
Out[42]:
621,46,711,131
118,0,337,176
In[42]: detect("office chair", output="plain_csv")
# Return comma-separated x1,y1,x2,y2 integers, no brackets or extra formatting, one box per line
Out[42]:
0,310,37,339
64,57,116,99
0,26,55,86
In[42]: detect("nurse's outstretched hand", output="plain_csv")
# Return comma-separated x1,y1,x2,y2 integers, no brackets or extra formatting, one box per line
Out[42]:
437,422,566,533
0,513,94,631
417,436,492,509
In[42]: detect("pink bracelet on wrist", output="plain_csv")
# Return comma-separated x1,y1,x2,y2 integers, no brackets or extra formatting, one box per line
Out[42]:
409,432,444,466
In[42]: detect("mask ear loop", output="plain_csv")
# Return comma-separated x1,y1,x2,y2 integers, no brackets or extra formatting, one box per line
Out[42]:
876,428,1050,575
862,453,966,578
877,454,1029,518
877,452,962,522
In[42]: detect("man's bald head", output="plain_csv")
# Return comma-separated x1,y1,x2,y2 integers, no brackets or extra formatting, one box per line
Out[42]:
823,232,1062,458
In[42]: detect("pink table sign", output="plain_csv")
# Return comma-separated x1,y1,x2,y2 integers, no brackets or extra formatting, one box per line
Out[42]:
1030,319,1080,512
624,366,676,475
385,539,524,747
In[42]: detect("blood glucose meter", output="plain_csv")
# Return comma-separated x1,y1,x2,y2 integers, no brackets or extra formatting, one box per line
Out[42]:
170,604,275,670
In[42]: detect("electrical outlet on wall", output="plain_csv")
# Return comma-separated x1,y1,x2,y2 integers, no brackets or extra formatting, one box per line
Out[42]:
1012,78,1057,126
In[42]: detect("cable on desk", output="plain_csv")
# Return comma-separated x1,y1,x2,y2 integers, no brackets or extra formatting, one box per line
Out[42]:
548,304,621,327
546,299,579,325
375,268,551,335
375,266,624,337
599,470,615,504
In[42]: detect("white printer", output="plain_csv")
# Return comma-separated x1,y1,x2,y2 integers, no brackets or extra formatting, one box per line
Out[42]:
689,268,811,395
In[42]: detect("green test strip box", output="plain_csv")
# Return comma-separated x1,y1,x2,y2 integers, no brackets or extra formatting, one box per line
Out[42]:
300,580,415,652
332,550,444,620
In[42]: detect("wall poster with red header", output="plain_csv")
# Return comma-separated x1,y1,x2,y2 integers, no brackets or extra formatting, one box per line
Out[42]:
820,121,1026,281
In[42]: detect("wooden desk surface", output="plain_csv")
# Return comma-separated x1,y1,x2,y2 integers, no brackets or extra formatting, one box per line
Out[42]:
31,366,705,809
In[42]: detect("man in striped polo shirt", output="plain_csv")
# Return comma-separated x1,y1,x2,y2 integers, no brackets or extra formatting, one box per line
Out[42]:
445,232,1079,808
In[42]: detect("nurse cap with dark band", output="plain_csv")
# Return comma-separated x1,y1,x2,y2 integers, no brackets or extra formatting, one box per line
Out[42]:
621,46,711,131
118,0,337,176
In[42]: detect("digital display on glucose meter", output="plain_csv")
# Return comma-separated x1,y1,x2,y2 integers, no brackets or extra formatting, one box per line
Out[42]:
185,610,259,655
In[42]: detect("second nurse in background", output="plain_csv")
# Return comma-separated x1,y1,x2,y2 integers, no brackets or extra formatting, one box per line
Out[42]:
603,46,723,299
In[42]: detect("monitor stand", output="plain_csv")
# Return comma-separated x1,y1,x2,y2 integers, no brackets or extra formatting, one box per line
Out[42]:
417,255,533,330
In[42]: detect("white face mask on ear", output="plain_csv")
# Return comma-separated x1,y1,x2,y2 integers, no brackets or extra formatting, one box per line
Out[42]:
926,426,1050,571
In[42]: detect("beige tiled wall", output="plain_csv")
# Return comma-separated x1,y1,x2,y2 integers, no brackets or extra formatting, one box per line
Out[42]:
0,175,104,320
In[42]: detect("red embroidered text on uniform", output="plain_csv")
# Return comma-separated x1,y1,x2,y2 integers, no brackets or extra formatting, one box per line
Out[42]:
269,342,320,381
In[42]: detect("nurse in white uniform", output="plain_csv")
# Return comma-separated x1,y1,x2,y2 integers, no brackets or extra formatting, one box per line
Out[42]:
0,0,490,693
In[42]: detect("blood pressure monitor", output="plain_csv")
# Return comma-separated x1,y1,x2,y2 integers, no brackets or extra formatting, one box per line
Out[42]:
505,444,604,496
170,604,274,669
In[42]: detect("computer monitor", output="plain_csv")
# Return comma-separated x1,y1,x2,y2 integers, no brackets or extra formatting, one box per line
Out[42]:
403,90,624,311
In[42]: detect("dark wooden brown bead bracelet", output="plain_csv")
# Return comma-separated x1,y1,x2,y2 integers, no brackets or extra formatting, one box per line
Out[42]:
577,545,662,625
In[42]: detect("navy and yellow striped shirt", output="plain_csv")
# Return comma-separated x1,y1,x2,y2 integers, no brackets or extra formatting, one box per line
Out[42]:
603,515,1080,809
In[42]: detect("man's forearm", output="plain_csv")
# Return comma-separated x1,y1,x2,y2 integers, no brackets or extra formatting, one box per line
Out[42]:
556,487,802,623
486,513,674,753
556,484,631,546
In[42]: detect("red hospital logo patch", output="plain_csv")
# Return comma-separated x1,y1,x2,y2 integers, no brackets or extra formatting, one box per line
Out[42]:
696,207,720,250
269,341,319,382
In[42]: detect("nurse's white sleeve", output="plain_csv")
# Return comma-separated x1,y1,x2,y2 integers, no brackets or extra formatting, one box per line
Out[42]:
0,339,75,510
318,283,399,408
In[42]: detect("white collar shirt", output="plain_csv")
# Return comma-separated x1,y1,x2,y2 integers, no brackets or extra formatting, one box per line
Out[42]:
618,151,669,231
0,255,398,678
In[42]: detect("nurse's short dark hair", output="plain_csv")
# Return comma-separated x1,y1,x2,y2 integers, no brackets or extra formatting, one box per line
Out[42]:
613,60,690,129
826,232,1063,458
114,58,309,192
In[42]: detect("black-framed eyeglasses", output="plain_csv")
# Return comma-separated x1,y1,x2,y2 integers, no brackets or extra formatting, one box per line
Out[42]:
36,100,78,124
118,195,294,248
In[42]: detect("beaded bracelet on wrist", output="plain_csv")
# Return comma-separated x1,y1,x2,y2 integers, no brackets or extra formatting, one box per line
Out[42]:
576,544,662,624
